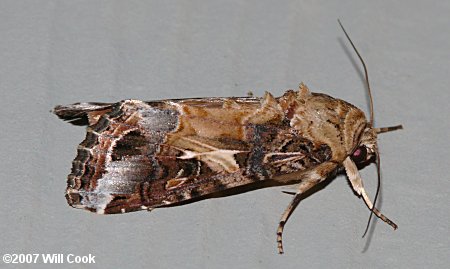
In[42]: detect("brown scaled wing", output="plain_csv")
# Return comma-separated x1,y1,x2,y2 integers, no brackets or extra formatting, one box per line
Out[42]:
53,94,331,214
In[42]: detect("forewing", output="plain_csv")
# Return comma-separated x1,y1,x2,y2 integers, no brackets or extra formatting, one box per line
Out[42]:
55,95,331,214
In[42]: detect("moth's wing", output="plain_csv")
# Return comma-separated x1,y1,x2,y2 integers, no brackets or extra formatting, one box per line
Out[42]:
53,102,114,126
64,98,261,214
53,96,260,126
62,95,331,214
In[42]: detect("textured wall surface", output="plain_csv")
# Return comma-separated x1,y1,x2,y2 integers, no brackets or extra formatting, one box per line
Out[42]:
1,1,448,268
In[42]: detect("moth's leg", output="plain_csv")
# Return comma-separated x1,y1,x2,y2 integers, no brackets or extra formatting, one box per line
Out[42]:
276,162,338,254
276,181,315,254
343,157,397,229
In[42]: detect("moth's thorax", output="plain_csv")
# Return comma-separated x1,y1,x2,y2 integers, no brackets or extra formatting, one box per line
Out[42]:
278,86,368,161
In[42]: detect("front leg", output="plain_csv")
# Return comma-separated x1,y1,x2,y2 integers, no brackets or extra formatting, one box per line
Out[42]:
343,157,397,229
274,162,338,254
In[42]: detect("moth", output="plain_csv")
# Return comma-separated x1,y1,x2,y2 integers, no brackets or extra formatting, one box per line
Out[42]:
53,21,401,254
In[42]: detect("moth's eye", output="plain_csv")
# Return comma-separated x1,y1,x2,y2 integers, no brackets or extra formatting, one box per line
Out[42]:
351,146,367,163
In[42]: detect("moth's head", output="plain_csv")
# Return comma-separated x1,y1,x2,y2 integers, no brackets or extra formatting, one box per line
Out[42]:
350,126,377,167
350,125,402,168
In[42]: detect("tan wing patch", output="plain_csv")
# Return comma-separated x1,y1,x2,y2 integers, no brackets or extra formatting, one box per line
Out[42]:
166,177,189,190
173,136,246,173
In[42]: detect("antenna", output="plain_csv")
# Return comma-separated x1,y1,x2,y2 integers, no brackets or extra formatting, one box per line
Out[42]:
362,151,382,237
338,19,374,125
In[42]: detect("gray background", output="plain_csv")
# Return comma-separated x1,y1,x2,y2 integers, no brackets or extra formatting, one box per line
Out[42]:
1,1,449,268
